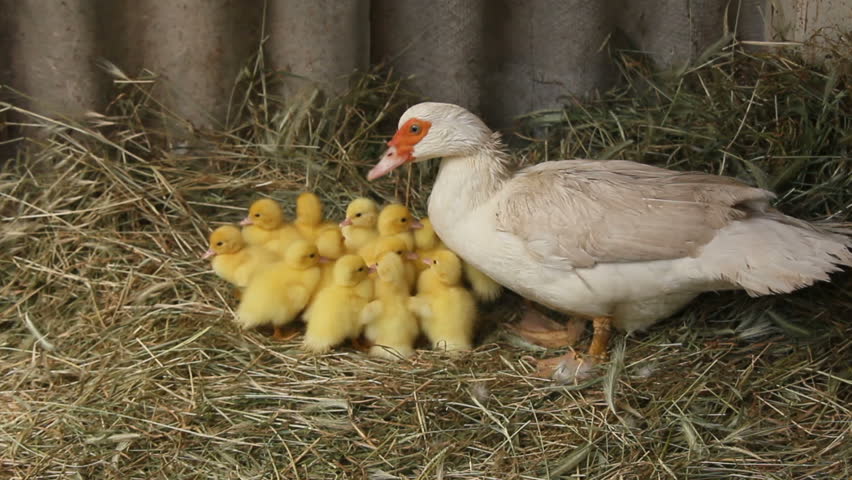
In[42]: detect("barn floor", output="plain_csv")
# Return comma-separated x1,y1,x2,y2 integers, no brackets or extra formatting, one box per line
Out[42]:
1,39,851,479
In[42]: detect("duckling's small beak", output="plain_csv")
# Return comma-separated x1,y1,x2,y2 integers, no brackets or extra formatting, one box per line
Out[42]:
318,256,332,264
410,219,424,230
368,264,378,274
202,249,217,260
239,217,253,226
405,252,419,261
421,258,435,265
339,218,353,227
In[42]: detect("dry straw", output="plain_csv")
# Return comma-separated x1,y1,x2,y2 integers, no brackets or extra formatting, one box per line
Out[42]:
1,35,850,479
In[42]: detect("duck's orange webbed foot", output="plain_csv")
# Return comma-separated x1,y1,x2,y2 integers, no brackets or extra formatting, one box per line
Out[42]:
529,315,613,383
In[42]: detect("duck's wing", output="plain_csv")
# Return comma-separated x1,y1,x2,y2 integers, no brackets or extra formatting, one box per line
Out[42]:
495,159,775,268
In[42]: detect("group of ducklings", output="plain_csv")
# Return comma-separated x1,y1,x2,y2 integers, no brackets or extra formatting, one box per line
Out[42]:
202,192,503,359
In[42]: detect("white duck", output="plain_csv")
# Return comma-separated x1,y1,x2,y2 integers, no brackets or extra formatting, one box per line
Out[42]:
367,102,852,360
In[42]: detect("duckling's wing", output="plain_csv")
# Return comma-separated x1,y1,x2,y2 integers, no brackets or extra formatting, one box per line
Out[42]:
286,285,311,311
359,300,383,327
407,296,432,320
496,159,774,269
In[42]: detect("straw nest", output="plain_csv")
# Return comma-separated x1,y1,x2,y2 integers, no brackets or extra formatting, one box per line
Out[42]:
1,37,850,479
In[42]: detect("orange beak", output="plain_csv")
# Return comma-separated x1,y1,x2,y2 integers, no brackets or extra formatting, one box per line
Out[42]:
202,248,216,260
239,217,253,226
339,218,353,227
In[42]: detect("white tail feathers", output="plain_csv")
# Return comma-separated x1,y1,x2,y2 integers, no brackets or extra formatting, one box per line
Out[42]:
703,212,852,296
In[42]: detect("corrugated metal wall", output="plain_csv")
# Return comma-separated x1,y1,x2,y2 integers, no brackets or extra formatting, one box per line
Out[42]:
1,0,850,131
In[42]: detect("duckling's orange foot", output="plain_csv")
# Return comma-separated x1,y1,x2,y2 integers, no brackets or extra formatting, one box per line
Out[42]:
272,325,300,341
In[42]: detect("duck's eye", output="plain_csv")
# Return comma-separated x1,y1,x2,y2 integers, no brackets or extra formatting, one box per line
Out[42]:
254,213,261,217
357,267,364,272
396,250,402,255
355,213,362,218
410,124,421,134
216,241,224,247
309,253,316,258
401,218,408,223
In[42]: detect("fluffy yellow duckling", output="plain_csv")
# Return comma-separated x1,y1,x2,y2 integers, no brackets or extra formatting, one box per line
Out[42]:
359,252,419,359
302,255,374,353
411,217,502,301
376,203,423,250
304,228,347,315
340,197,379,254
235,240,322,338
365,236,417,293
203,225,280,288
240,198,304,255
313,228,347,291
412,217,445,273
463,263,503,303
294,192,339,242
359,203,423,264
409,249,478,352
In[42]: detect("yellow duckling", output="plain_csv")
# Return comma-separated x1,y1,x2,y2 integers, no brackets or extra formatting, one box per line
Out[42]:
304,228,347,315
340,197,379,254
410,217,502,302
302,255,374,353
359,203,423,263
240,198,304,256
376,203,423,250
235,240,322,339
409,249,478,352
359,252,419,359
203,225,280,288
412,217,445,273
313,228,347,292
294,192,339,242
365,236,417,293
463,262,503,303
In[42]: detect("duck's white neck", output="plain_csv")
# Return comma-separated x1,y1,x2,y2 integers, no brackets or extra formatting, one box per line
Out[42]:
427,139,513,229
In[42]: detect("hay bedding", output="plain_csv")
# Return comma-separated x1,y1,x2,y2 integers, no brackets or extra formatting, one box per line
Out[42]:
1,40,851,479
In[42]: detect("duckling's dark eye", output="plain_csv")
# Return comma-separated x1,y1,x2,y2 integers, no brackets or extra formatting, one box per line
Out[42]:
216,242,224,247
357,267,365,272
410,124,421,134
309,253,316,258
254,213,261,217
396,250,402,255
355,213,362,218
401,218,408,223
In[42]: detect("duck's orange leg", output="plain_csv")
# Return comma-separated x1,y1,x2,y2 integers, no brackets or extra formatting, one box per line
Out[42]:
586,316,613,358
